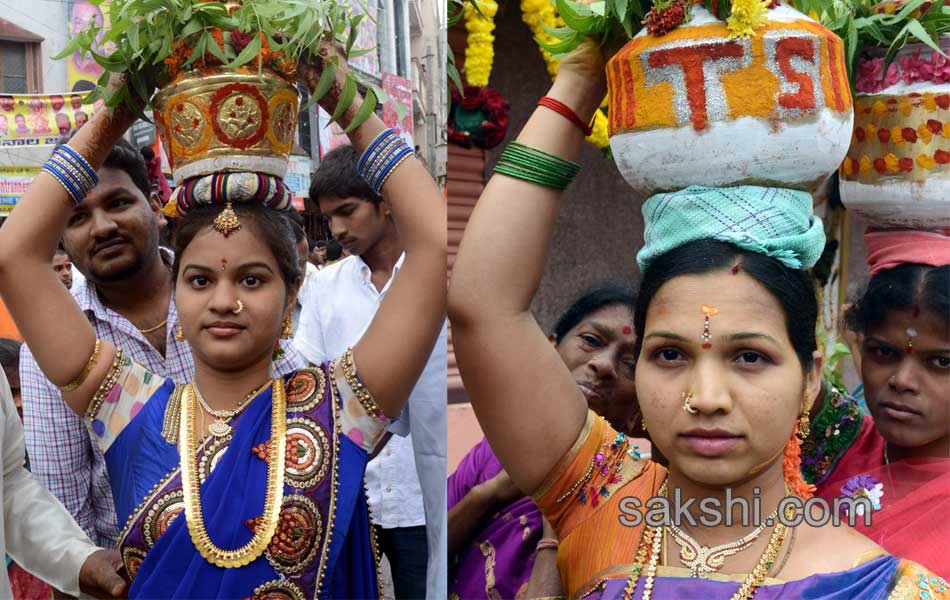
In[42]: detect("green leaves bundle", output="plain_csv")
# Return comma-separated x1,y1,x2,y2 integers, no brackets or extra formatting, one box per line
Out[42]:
55,0,384,129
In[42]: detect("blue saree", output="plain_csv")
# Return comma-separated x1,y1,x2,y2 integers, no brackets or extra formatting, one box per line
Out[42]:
100,364,381,599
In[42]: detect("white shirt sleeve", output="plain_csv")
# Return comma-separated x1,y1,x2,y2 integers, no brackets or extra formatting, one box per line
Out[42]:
294,277,330,365
1,369,98,596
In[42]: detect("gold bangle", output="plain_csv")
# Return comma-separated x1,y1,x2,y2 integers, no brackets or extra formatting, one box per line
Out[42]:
87,347,125,419
377,152,413,191
340,348,381,418
60,339,102,393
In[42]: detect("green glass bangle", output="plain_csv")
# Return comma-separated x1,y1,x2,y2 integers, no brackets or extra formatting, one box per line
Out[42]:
495,161,570,187
501,147,579,177
495,163,572,190
508,141,581,171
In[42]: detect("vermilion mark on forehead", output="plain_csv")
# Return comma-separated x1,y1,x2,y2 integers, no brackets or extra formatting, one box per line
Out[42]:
912,305,921,318
623,325,633,335
731,264,741,275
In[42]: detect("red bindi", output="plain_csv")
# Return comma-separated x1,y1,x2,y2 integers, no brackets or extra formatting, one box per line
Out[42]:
622,325,633,335
912,305,921,318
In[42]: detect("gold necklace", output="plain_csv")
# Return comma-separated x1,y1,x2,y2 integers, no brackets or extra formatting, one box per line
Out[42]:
180,379,287,568
194,380,271,439
668,506,779,577
138,319,168,334
621,478,790,600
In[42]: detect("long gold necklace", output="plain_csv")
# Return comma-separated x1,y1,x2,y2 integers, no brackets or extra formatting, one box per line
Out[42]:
180,379,287,568
194,380,271,439
621,478,790,600
668,505,779,577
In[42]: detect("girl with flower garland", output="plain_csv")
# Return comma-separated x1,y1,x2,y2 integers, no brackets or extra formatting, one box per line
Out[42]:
0,44,446,599
447,29,947,600
808,230,950,576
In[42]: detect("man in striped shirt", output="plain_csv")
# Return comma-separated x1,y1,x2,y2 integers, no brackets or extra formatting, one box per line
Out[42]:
20,138,303,547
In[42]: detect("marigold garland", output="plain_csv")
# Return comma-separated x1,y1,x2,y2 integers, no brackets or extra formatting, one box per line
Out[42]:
519,0,610,150
464,0,499,87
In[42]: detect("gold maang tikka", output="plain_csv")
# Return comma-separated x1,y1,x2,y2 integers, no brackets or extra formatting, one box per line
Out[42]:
213,201,242,237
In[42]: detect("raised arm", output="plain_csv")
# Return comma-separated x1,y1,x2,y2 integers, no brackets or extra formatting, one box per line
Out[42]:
446,41,607,495
0,93,134,415
300,48,447,418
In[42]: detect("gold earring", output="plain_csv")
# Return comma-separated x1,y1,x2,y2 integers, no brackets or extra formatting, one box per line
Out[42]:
640,414,648,434
798,395,811,439
175,324,185,343
281,316,293,339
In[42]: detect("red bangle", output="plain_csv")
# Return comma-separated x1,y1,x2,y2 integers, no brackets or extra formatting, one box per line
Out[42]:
538,96,594,136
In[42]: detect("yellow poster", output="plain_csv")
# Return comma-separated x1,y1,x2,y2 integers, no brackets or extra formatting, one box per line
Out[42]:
66,0,112,93
0,93,100,146
0,166,41,214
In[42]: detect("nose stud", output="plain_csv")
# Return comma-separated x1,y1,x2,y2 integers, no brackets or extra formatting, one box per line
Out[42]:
682,391,698,414
233,299,244,315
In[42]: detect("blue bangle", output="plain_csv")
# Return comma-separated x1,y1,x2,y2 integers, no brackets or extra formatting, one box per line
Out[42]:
359,134,401,183
57,145,98,186
47,156,89,197
371,147,413,194
357,129,397,174
42,163,83,204
366,138,407,186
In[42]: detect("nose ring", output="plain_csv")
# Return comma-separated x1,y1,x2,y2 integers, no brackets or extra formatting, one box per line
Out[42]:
682,392,698,414
233,299,244,315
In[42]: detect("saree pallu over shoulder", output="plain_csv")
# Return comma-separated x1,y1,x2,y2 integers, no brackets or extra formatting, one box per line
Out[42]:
104,360,386,599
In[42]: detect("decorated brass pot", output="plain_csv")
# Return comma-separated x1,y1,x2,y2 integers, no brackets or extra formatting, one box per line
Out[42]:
606,3,854,196
152,67,300,184
838,35,950,228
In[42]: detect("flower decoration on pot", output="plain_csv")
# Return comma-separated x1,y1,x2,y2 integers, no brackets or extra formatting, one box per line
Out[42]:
802,0,950,227
541,0,854,196
448,85,510,150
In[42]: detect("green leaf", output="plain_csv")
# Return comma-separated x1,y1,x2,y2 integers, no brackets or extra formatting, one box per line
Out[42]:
555,0,597,32
905,18,947,55
345,13,365,56
330,75,357,124
343,87,377,132
179,17,205,41
52,35,83,60
537,30,583,55
311,59,337,102
230,33,262,67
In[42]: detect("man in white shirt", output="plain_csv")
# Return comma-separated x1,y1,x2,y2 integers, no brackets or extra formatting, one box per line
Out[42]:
0,368,128,598
366,433,428,597
296,145,447,599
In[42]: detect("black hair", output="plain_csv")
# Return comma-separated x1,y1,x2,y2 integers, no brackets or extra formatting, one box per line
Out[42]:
0,338,22,371
171,204,302,297
315,240,327,249
140,146,156,161
309,145,382,207
846,264,950,335
634,239,819,371
287,210,306,243
553,284,638,345
55,135,150,199
326,238,343,261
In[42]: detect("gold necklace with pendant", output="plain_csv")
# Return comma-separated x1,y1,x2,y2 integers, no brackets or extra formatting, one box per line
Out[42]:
193,381,270,439
667,505,779,577
180,379,287,568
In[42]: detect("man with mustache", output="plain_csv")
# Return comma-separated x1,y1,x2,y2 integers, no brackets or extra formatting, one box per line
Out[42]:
20,138,303,547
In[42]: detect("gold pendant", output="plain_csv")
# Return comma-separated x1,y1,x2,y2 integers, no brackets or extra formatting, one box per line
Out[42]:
212,202,242,237
209,418,232,439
